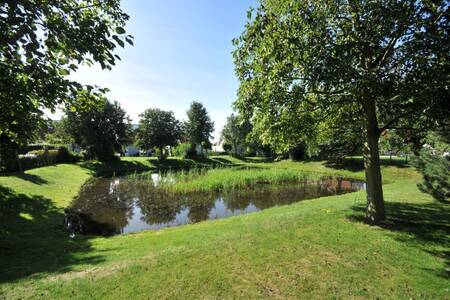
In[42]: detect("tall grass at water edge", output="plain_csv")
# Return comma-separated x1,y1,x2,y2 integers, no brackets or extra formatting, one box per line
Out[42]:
126,167,349,193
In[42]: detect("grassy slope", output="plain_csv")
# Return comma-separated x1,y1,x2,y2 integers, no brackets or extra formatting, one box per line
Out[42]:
0,157,448,299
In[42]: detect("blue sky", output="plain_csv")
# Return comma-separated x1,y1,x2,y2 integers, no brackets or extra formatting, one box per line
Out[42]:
68,0,256,140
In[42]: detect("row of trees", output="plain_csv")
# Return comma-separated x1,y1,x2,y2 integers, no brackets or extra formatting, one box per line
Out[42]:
136,101,214,159
38,100,214,162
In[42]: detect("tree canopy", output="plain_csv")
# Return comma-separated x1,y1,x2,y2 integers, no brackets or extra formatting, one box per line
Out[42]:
0,0,132,168
221,113,251,156
184,101,214,151
136,108,182,159
233,0,449,222
66,100,131,161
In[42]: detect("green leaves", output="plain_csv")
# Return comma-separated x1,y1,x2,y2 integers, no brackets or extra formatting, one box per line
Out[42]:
233,0,450,154
0,0,133,148
136,109,182,157
185,101,214,147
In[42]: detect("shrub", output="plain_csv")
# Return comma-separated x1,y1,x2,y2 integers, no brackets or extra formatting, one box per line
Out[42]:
172,143,191,157
184,145,200,159
18,144,56,155
56,146,71,162
412,132,449,202
16,146,79,171
289,143,306,161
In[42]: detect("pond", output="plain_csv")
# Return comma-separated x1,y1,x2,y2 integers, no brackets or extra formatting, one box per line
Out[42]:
65,173,364,236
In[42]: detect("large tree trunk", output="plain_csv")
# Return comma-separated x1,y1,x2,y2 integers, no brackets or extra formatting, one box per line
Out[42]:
362,97,385,223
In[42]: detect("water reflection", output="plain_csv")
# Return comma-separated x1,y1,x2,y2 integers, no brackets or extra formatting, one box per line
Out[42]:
66,175,364,236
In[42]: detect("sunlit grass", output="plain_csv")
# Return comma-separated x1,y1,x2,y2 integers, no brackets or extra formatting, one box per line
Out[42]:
0,156,448,299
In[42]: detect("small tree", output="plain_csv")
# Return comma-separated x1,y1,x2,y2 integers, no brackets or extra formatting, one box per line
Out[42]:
66,100,131,161
221,114,250,156
137,108,181,160
185,101,214,155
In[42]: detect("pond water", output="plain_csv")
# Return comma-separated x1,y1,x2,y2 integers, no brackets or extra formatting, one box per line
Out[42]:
65,174,364,236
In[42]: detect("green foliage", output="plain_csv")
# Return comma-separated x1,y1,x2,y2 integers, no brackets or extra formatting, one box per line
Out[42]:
136,108,182,160
66,100,131,162
18,144,56,155
233,0,449,220
185,101,214,151
172,143,201,159
17,146,78,171
289,143,306,161
0,0,132,141
221,114,250,156
172,143,191,157
413,131,449,201
0,0,132,169
379,130,412,161
44,118,74,145
233,1,449,149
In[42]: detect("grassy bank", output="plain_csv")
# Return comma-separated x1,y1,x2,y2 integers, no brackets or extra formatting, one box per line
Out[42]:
0,157,448,299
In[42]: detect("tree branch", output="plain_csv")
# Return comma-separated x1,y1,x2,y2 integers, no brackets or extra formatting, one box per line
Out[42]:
379,111,412,134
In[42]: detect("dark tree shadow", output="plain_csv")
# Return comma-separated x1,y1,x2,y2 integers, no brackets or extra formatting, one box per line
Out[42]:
0,186,105,283
232,156,274,164
209,157,236,165
348,201,450,279
324,157,409,172
150,157,240,170
80,159,152,177
0,172,49,185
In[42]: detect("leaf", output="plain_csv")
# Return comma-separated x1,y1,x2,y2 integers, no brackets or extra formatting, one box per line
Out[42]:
125,37,134,46
112,35,125,48
115,27,126,34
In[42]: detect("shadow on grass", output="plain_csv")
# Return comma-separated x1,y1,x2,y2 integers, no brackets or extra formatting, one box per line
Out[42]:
80,159,153,177
233,156,274,164
324,157,409,172
0,186,104,283
150,157,239,170
348,201,450,279
5,172,49,185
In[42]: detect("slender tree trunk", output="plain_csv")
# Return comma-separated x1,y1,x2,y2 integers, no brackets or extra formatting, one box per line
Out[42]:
362,97,385,223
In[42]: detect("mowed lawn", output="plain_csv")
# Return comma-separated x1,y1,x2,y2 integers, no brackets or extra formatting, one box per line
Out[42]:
0,157,448,299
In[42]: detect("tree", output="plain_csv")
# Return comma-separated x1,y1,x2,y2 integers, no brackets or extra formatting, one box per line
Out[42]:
136,108,181,160
233,0,449,223
379,130,410,162
0,1,132,170
221,114,250,156
185,101,214,155
44,118,74,145
66,100,131,161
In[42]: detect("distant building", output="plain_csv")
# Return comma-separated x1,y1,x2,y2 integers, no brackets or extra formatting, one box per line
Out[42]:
212,141,224,153
124,145,139,157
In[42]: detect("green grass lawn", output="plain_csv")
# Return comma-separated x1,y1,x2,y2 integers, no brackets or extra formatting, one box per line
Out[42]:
0,156,448,299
